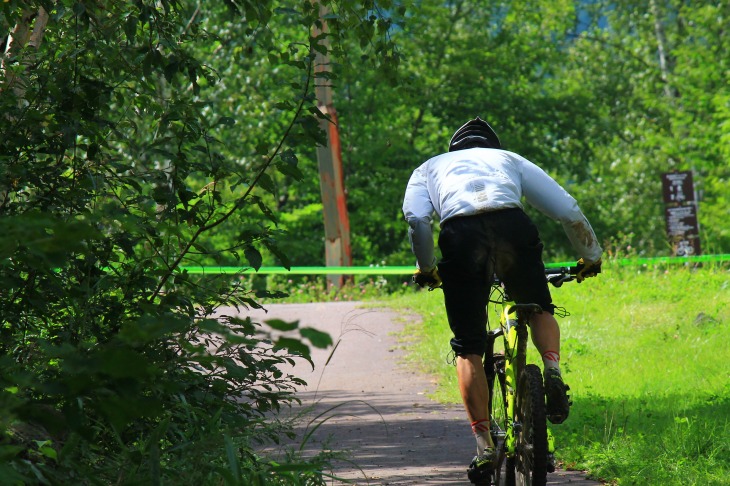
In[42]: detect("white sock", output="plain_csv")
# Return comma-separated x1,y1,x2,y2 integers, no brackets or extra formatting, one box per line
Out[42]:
542,350,561,372
471,419,492,454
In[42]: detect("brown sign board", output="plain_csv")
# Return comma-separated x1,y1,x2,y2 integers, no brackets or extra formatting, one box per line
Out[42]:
664,205,702,256
661,171,695,203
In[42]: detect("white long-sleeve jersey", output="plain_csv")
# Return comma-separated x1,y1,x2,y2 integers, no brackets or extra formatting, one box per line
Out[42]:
402,148,603,270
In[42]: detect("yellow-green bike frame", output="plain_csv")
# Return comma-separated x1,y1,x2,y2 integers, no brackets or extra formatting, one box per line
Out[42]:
484,267,576,486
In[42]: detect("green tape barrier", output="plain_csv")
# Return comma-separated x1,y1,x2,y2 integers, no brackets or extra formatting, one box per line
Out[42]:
613,253,730,266
180,254,730,275
546,254,730,268
180,266,411,275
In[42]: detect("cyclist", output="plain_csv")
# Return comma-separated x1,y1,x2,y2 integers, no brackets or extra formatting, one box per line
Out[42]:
401,117,602,480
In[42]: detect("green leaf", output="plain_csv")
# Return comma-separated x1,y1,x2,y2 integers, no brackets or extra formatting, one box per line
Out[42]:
265,319,299,331
280,148,298,165
274,100,296,110
124,15,137,42
300,327,333,349
177,188,198,207
197,318,229,334
224,433,241,478
262,238,291,269
119,314,192,345
274,7,300,16
163,59,179,82
244,245,262,270
312,41,328,56
0,445,25,461
273,337,311,358
256,199,279,224
216,116,236,127
276,150,303,180
254,289,289,299
97,347,153,378
256,172,276,195
36,442,58,461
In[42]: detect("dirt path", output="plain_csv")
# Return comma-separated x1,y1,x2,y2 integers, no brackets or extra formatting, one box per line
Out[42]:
245,301,601,485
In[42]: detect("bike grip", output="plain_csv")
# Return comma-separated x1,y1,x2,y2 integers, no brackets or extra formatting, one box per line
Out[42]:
578,262,602,275
574,259,602,275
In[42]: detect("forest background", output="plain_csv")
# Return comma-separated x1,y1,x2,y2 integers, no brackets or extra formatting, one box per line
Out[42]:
1,0,728,483
256,0,730,267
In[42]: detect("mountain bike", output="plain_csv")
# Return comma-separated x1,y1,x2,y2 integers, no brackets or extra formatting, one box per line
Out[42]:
480,266,578,486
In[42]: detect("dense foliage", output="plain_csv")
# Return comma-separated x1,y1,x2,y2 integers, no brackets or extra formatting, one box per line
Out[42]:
1,0,399,482
2,0,728,483
280,0,730,264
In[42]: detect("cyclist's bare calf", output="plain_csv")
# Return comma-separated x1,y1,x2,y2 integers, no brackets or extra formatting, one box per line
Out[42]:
456,354,497,451
529,312,561,371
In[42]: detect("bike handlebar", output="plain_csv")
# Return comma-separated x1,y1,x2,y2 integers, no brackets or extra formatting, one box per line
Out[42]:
544,266,579,288
492,266,579,290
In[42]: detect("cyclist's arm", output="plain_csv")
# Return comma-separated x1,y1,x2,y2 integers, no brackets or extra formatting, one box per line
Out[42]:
519,157,603,262
403,165,437,271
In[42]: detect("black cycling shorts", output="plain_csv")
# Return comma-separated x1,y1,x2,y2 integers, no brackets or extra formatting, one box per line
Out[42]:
437,208,555,357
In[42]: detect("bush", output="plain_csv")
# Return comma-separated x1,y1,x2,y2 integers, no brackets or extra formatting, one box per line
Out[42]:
0,1,399,483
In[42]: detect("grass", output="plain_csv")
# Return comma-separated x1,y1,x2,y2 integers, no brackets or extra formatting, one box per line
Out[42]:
385,263,730,485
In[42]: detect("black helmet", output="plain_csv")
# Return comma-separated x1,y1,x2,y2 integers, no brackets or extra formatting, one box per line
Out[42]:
448,117,501,152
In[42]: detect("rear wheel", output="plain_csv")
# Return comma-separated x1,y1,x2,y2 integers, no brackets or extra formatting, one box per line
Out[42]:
489,355,508,444
514,364,548,486
489,355,515,486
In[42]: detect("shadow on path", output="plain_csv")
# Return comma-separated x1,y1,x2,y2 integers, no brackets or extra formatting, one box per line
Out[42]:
288,389,470,485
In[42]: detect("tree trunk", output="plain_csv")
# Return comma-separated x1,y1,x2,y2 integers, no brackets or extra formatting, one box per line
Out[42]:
313,3,352,287
649,0,676,99
2,7,49,97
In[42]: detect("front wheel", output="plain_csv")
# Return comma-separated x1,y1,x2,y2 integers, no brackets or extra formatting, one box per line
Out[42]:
513,364,548,486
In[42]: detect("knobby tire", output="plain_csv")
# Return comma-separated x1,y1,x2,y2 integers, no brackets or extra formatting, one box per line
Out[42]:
514,364,548,486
